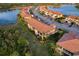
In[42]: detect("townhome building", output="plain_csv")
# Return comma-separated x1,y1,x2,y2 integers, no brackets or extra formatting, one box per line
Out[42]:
47,10,63,19
20,7,57,38
65,16,79,26
57,32,79,56
39,6,63,19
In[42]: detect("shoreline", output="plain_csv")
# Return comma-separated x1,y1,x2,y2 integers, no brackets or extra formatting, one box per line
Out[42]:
0,8,19,13
0,21,18,29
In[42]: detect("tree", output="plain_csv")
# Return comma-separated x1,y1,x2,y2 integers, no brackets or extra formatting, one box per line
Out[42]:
29,9,33,14
10,51,19,56
17,36,29,46
25,52,31,56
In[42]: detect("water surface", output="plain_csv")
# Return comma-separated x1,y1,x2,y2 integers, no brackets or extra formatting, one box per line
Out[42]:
0,10,20,25
48,5,79,16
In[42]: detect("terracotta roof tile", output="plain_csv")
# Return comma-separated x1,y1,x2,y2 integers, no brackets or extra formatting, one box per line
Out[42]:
39,6,63,15
68,16,79,19
25,17,56,34
21,7,56,34
57,32,79,54
48,10,62,15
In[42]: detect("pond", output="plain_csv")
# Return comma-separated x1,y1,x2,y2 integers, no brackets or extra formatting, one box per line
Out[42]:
0,9,20,25
48,4,79,16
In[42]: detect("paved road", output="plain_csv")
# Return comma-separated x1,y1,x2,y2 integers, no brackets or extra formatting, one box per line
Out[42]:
32,6,79,33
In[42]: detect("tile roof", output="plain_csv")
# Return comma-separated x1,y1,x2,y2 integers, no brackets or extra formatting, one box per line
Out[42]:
39,6,63,15
57,32,79,54
21,7,56,34
48,10,63,15
68,16,79,19
39,6,47,11
25,17,56,34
